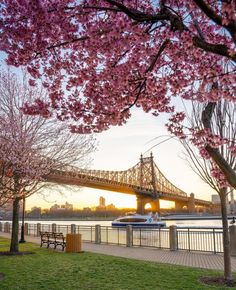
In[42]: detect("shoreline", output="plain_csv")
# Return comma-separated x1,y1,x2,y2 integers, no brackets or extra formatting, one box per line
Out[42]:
1,215,233,222
0,217,115,222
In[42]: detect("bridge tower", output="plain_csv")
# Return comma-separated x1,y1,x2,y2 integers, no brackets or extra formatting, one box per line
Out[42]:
175,193,196,213
137,154,145,214
150,152,160,214
140,153,144,188
136,153,160,215
188,192,196,213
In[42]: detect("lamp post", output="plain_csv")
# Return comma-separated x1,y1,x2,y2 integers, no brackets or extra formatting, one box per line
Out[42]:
19,195,26,243
230,188,235,215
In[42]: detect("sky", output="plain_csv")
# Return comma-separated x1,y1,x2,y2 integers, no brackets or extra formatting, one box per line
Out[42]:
26,107,215,210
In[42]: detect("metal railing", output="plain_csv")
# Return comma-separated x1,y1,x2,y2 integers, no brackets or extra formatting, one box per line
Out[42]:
132,228,169,249
76,225,95,242
0,222,225,254
101,226,126,245
177,227,223,253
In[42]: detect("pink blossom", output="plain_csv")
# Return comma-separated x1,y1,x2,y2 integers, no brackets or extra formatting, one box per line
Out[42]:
0,1,235,187
0,0,234,134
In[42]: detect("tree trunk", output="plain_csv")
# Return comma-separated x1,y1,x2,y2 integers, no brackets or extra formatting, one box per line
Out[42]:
202,102,236,190
10,197,20,253
205,146,236,190
219,188,232,283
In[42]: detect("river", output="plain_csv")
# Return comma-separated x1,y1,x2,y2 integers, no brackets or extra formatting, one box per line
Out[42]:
17,218,227,228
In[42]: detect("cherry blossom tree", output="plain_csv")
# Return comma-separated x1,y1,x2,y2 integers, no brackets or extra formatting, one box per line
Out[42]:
182,99,236,283
0,1,235,188
0,71,96,253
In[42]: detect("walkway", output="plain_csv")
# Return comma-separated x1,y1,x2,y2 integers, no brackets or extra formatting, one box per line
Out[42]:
1,232,236,272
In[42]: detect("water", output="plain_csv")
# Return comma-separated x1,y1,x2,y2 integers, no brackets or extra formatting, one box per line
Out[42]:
20,218,224,228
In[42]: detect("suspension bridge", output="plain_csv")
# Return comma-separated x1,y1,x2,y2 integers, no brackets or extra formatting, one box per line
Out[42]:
47,153,212,214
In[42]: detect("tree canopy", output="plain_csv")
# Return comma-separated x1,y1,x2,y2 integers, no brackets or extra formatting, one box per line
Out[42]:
0,70,96,252
0,1,235,186
0,71,96,206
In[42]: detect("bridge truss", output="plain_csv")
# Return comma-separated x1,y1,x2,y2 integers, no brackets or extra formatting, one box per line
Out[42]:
50,153,188,200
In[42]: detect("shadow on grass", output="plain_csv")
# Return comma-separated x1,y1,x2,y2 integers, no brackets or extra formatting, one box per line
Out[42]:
0,251,35,256
200,276,236,288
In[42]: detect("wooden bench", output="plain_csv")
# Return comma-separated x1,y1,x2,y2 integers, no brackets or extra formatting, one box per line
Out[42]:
39,231,66,251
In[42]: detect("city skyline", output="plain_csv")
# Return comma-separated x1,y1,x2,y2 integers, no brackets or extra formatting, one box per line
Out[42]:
28,196,118,211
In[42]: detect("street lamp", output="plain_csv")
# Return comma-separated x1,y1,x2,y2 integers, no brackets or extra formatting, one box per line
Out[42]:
19,194,26,243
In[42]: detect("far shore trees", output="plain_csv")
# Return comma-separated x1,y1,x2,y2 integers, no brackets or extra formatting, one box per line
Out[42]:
0,71,96,253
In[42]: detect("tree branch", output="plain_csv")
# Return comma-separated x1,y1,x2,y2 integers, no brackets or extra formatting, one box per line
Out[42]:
122,80,146,113
202,102,216,130
205,145,236,189
45,37,88,51
193,37,236,61
82,5,121,12
104,0,167,22
146,39,170,73
193,0,236,44
202,102,236,189
193,0,223,27
104,0,235,61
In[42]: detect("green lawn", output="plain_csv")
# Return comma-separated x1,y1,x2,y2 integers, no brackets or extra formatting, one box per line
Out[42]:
0,237,233,290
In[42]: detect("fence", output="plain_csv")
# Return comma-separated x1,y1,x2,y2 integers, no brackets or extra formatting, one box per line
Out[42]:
177,227,223,253
1,221,234,254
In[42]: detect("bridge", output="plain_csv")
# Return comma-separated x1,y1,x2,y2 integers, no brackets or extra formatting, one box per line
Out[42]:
47,153,212,214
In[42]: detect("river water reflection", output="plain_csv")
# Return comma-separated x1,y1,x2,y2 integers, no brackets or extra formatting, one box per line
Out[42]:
22,218,224,228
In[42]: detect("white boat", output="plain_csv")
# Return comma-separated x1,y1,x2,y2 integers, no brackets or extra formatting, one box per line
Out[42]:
112,213,166,228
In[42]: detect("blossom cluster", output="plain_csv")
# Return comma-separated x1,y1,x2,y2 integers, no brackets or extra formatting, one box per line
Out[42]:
211,165,229,189
0,1,235,186
0,0,235,133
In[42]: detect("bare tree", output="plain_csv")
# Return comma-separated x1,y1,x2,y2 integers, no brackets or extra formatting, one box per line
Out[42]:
182,100,236,284
0,71,96,253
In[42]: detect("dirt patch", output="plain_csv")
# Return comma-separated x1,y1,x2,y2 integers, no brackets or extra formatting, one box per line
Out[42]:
0,273,5,280
0,251,35,256
200,276,236,288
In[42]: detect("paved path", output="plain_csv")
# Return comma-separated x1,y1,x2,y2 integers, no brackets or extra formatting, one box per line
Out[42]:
1,232,236,272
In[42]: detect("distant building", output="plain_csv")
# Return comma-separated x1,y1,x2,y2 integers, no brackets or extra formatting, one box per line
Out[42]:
61,202,73,211
107,203,116,210
50,202,73,212
99,196,105,208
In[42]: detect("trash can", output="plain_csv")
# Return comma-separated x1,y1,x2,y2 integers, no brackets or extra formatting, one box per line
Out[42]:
66,234,82,253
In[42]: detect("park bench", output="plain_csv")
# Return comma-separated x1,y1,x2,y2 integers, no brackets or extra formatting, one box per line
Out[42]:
39,231,66,251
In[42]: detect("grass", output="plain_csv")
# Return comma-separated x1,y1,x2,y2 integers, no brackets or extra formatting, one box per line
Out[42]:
0,237,234,290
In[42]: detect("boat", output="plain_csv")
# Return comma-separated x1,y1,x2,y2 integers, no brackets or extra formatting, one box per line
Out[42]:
111,213,166,228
